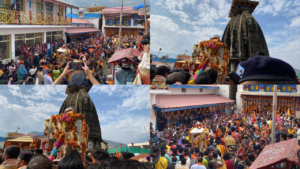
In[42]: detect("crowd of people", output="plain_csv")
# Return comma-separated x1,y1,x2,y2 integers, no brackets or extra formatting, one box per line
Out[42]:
150,53,300,86
0,31,150,85
149,107,300,169
0,146,149,169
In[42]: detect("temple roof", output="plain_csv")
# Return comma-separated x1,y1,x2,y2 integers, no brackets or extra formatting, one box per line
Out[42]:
228,0,259,18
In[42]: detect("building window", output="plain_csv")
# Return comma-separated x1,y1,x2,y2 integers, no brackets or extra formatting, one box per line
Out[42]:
15,33,44,57
60,7,64,17
0,35,10,61
19,0,25,12
46,31,63,43
134,15,140,25
123,16,129,26
116,17,120,26
108,18,113,25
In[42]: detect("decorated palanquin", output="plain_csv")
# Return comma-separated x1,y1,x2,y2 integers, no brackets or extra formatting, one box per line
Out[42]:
56,46,71,64
31,107,89,163
189,35,230,84
188,122,209,150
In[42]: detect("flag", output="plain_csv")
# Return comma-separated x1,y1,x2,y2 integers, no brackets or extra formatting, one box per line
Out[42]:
288,109,290,116
234,112,236,119
185,50,188,53
17,127,20,130
251,113,255,124
116,149,120,159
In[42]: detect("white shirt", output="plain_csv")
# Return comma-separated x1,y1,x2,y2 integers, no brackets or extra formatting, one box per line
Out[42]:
175,157,190,169
139,52,150,70
43,74,53,85
29,68,37,75
191,163,207,169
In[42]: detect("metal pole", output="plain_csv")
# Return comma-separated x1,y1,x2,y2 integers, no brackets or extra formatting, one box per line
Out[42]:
143,0,148,34
118,0,123,50
144,0,148,34
271,85,277,144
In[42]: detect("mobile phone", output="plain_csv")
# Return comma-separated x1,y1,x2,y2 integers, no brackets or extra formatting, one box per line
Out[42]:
69,62,83,70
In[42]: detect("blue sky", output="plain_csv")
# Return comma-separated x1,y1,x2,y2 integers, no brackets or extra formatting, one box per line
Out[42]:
0,86,150,144
150,0,300,69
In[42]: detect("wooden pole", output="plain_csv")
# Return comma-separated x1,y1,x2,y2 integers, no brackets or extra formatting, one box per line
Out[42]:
143,0,148,34
118,0,123,50
271,85,277,144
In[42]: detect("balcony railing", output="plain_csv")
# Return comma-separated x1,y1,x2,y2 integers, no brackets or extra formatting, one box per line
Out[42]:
0,10,72,25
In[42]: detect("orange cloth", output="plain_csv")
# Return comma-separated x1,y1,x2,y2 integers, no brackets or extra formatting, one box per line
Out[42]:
108,81,114,85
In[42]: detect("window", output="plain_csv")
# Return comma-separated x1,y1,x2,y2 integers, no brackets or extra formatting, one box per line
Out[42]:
36,0,43,14
134,15,140,26
0,35,10,61
116,17,120,26
0,0,9,10
46,31,63,42
19,0,25,12
60,7,64,17
15,33,44,57
123,16,129,26
108,19,113,26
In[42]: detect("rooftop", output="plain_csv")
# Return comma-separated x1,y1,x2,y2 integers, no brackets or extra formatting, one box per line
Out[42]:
102,6,150,17
153,94,234,112
228,0,259,18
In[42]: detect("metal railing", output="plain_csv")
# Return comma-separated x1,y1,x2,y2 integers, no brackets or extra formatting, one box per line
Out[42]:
0,10,71,25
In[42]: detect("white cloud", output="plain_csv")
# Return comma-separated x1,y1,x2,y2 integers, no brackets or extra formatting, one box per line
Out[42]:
151,14,223,55
155,0,230,26
118,86,150,111
100,113,150,144
290,16,300,27
7,85,66,101
0,94,60,136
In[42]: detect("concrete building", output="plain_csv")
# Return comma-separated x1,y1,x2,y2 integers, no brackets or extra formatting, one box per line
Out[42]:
0,0,78,63
150,85,235,131
236,85,300,117
66,3,106,30
101,4,150,38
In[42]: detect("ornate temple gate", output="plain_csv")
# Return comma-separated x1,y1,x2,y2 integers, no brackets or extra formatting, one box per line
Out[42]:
241,95,300,115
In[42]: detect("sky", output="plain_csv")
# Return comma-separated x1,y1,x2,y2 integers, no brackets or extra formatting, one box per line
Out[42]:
150,0,300,69
0,85,150,144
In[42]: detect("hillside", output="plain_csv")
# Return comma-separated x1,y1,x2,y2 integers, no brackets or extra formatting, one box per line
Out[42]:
103,139,127,150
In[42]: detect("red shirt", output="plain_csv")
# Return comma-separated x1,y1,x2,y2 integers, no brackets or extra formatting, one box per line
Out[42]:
231,132,242,141
225,159,234,169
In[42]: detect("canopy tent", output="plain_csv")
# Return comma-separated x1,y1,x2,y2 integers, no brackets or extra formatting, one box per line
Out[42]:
133,4,149,10
66,28,100,35
108,48,141,64
107,48,141,83
107,147,149,154
6,135,33,142
72,19,94,25
5,135,34,148
153,94,234,112
250,138,300,169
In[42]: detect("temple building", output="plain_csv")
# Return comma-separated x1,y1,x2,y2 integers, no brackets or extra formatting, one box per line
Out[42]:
150,85,236,131
101,4,150,38
236,85,300,117
66,3,106,30
221,0,269,72
0,0,78,63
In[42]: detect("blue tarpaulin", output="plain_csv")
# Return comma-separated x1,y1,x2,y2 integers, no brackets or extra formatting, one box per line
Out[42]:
133,4,149,10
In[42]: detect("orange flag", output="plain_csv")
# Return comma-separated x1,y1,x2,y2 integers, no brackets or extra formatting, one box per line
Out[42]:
234,112,236,119
251,113,256,124
116,149,120,159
